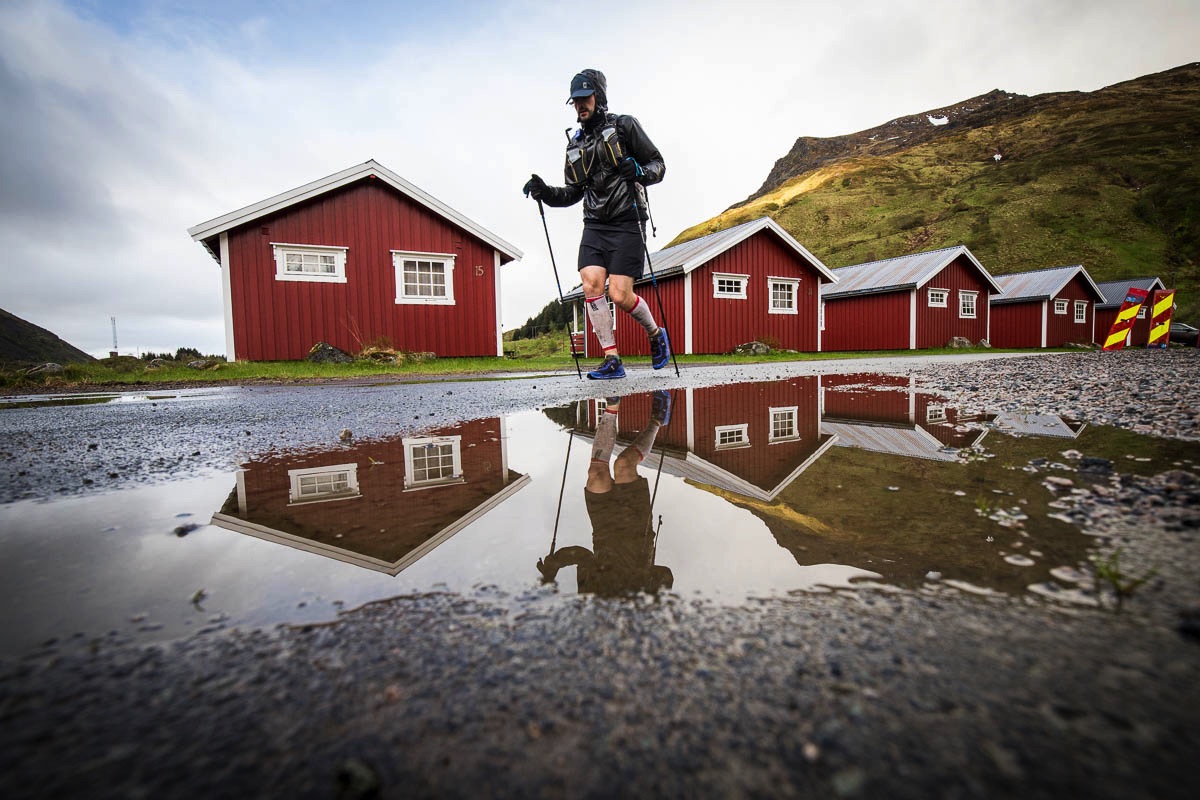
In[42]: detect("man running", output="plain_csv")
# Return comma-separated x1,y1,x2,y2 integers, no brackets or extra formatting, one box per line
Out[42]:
523,68,670,380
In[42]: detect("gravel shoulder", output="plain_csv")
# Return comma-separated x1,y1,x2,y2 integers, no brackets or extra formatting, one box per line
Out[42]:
1,349,1198,799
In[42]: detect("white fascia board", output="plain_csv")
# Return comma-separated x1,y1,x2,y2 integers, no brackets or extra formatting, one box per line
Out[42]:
188,160,523,263
677,218,838,284
914,246,1002,294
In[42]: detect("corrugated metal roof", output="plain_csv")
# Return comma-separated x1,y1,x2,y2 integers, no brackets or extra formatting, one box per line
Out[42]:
991,264,1102,305
992,412,1086,438
821,245,1000,299
189,159,522,264
563,216,835,301
821,421,967,461
1095,276,1165,307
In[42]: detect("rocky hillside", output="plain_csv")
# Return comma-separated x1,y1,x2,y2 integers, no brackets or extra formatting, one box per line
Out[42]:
673,62,1200,319
0,308,95,365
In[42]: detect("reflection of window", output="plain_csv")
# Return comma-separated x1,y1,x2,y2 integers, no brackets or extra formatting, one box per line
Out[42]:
715,423,749,449
273,243,348,283
1074,301,1087,323
1054,299,1068,314
959,290,978,319
768,278,799,314
288,463,359,504
928,288,948,308
927,405,947,423
713,273,748,299
769,406,799,442
393,251,456,305
403,436,463,489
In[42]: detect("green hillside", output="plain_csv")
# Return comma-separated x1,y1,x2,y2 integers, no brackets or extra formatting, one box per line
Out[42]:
0,308,96,366
672,63,1200,320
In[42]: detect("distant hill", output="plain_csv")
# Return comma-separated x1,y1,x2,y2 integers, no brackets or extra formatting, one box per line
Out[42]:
671,62,1200,319
0,308,96,365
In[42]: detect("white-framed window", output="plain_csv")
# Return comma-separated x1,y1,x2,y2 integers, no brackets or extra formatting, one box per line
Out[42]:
1137,307,1147,319
288,463,359,504
272,243,348,283
768,278,800,314
769,406,799,442
1074,300,1087,323
928,288,948,308
713,273,748,299
393,251,456,305
1054,299,1068,314
959,290,978,319
714,423,750,450
926,405,947,423
403,435,464,489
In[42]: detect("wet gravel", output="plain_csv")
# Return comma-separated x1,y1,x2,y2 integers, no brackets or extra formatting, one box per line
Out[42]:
2,349,1199,799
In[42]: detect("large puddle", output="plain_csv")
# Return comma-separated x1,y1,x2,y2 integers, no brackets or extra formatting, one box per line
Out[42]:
1,374,1195,655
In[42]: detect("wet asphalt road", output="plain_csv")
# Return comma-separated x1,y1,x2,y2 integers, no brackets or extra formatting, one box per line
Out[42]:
1,351,1198,799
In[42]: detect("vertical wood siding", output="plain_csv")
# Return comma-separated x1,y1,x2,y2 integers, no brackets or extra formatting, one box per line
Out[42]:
226,179,500,360
990,302,1043,348
821,374,912,422
821,293,911,351
915,257,991,348
1044,275,1096,346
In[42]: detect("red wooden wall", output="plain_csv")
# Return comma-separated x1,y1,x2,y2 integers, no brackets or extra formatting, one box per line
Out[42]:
1044,275,1096,346
990,302,1044,348
225,178,500,360
914,258,991,348
821,293,911,351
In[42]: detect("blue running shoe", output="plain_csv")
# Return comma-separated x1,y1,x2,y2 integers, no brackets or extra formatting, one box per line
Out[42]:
587,355,626,380
650,328,671,370
651,390,672,425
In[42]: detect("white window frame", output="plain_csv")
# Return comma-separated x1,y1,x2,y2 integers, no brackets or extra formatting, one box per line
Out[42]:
1074,300,1087,323
403,435,464,490
768,406,800,443
712,272,749,300
959,290,978,319
1137,307,1147,319
767,277,800,315
927,288,948,308
926,405,947,423
272,243,348,283
393,251,456,305
1054,299,1068,315
287,463,360,504
715,423,750,450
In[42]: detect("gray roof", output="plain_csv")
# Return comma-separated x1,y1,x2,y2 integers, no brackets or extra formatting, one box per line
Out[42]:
820,245,1001,299
1095,276,1166,308
562,217,835,301
990,264,1103,305
189,159,522,264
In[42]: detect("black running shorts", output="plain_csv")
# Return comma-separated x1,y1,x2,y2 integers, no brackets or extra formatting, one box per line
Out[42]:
578,222,645,279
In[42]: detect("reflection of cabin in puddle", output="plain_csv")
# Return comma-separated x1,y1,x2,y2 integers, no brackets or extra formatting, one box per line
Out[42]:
552,378,837,501
992,412,1086,439
820,373,990,460
210,418,528,575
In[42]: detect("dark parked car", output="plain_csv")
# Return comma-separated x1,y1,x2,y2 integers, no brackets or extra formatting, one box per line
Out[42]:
1169,322,1199,346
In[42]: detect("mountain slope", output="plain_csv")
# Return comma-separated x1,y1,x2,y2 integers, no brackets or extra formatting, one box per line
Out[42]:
672,63,1200,318
0,308,96,365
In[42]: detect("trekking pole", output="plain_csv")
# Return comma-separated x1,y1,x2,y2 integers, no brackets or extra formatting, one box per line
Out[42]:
626,169,681,377
534,197,583,380
548,427,575,558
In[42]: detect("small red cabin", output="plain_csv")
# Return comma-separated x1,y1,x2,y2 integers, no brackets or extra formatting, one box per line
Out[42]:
1093,277,1166,347
563,217,837,358
820,245,1000,351
989,265,1104,348
189,160,522,361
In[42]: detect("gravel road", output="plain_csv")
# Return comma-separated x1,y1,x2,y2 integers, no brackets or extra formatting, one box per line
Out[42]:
1,349,1198,799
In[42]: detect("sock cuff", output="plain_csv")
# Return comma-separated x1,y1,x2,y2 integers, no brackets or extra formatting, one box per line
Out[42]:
585,295,605,303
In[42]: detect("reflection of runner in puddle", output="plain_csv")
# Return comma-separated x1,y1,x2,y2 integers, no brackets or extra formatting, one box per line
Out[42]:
538,392,674,596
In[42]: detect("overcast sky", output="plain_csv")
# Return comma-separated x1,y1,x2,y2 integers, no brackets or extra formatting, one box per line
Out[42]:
2,0,1197,358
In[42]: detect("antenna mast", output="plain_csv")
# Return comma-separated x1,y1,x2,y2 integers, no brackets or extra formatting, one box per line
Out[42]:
110,316,118,357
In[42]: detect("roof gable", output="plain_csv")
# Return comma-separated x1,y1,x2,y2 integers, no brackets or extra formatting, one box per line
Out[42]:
821,245,1001,299
188,159,522,263
1095,276,1166,307
991,264,1103,304
564,217,835,300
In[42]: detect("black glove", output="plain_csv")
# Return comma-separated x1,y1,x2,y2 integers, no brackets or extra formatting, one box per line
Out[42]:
618,157,643,183
523,174,547,199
